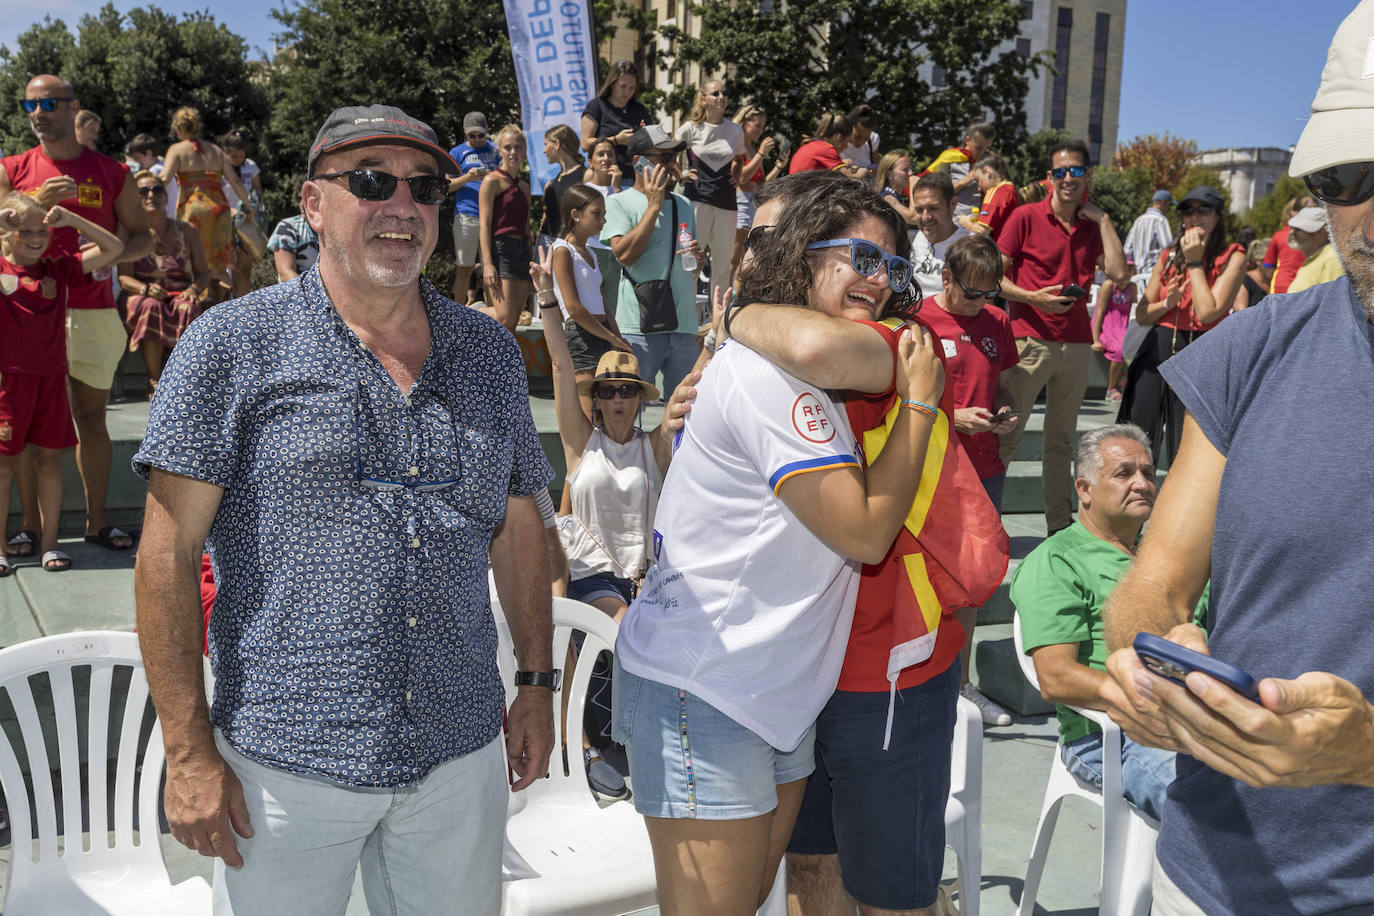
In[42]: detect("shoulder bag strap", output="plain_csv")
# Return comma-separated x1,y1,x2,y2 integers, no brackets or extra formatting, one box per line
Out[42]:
622,194,678,286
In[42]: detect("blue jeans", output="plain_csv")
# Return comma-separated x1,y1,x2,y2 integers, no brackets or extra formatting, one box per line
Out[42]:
1060,730,1176,820
212,730,507,915
624,332,698,397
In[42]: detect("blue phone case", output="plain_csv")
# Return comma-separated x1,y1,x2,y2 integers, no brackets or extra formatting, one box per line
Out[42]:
1133,632,1260,700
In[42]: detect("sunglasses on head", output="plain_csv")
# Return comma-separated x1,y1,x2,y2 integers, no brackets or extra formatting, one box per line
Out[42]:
594,383,642,400
1304,162,1374,207
20,97,74,113
312,168,447,206
1050,165,1088,179
137,185,166,197
1179,203,1215,216
805,238,914,294
744,224,772,252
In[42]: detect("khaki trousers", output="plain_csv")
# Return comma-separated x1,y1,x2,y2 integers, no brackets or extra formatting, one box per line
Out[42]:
997,338,1091,531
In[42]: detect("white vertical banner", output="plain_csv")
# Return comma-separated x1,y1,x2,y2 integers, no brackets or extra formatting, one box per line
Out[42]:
503,0,599,194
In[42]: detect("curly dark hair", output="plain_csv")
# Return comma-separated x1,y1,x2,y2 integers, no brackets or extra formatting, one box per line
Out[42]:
736,175,922,321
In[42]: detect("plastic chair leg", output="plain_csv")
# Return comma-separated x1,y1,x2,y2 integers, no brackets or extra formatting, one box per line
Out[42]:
1016,793,1068,916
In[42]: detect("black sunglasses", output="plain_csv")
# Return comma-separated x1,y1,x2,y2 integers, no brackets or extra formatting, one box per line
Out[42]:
1304,162,1374,207
957,281,1000,300
744,224,772,252
594,383,642,400
137,186,166,197
1178,204,1215,216
313,169,448,206
20,97,74,113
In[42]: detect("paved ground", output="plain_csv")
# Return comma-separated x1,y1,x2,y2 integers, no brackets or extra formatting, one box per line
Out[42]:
0,394,1118,914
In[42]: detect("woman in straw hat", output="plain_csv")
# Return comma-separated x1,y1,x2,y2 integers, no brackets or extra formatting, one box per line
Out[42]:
531,255,699,799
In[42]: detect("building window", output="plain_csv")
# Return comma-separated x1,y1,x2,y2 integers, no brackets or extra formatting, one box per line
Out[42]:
1017,38,1031,58
932,65,946,88
1088,11,1109,163
1050,6,1072,129
666,0,677,17
1022,1,1033,18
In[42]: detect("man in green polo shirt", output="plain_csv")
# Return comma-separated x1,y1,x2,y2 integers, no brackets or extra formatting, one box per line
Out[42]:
1011,423,1205,819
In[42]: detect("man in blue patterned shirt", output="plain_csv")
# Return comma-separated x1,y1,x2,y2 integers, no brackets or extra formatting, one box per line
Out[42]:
133,105,556,914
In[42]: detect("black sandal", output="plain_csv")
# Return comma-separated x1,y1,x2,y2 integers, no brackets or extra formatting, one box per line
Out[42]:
84,526,133,550
5,530,36,558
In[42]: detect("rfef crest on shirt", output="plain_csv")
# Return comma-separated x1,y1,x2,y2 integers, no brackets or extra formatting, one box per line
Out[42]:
791,392,836,443
980,337,999,360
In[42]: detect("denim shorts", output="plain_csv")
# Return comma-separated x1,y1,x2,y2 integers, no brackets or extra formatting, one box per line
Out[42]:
568,570,635,606
564,317,615,374
493,235,531,280
787,663,960,910
611,656,815,820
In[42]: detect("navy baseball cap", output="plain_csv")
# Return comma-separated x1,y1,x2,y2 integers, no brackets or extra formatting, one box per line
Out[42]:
308,104,461,177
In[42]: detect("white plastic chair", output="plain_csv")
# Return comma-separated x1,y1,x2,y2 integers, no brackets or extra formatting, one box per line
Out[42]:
757,694,982,916
493,597,657,915
0,631,211,915
1012,611,1158,916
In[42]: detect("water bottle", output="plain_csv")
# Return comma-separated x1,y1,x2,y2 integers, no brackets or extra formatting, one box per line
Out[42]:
677,223,697,272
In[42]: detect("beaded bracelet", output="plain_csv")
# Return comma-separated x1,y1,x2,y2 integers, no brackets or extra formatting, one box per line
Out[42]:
900,398,938,419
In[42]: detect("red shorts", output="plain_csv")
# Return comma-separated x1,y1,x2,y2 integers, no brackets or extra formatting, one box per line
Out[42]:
0,371,78,456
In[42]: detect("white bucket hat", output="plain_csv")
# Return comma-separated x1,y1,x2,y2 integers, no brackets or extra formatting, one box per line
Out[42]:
1291,2,1374,177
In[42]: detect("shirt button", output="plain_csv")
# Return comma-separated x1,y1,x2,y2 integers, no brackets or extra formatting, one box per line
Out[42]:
406,690,413,701
408,465,419,476
404,396,412,407
408,616,417,627
411,536,421,548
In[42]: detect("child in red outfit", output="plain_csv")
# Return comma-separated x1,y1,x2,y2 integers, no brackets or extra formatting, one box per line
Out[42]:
0,192,123,574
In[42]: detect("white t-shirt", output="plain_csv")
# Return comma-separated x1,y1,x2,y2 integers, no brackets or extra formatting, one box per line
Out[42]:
911,225,970,301
839,130,880,170
223,158,260,210
550,237,604,318
616,341,862,751
673,119,744,171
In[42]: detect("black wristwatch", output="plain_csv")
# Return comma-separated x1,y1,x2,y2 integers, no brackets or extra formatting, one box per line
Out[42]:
514,669,562,690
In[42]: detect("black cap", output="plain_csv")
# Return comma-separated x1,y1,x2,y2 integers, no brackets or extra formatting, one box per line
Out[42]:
308,104,461,177
1178,186,1224,211
626,125,684,158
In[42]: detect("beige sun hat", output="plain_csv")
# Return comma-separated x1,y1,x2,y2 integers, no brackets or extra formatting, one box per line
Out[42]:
1290,2,1374,177
575,351,661,401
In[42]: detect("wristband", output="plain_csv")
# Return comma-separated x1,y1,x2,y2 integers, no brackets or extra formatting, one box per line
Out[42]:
702,329,718,351
900,398,938,419
143,283,150,296
1185,261,1204,268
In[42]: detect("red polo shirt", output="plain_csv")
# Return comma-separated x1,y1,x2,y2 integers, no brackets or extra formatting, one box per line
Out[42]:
1,146,128,310
996,197,1105,343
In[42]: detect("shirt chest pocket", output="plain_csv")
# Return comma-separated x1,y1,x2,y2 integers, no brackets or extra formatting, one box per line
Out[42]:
446,426,514,525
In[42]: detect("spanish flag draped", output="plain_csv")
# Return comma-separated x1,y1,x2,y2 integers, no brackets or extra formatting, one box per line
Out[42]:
861,339,1010,746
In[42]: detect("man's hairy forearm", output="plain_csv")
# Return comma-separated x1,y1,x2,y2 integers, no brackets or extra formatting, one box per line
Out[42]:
491,498,554,672
729,305,892,394
135,551,214,760
1103,565,1197,652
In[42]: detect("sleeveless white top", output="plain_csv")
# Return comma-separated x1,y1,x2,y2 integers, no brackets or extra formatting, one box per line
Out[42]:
559,427,661,580
550,237,604,320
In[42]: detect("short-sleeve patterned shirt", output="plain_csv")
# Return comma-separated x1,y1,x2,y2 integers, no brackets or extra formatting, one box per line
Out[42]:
133,267,554,787
265,214,320,276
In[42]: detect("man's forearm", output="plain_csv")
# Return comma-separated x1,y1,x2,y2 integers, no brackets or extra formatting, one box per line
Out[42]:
1103,565,1197,652
135,550,214,761
1099,218,1127,282
728,304,893,394
491,497,554,672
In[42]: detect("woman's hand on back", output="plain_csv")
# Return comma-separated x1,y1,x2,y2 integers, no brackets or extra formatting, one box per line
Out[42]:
893,324,944,407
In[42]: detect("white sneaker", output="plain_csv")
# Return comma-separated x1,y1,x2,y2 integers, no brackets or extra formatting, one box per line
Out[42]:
963,683,1012,727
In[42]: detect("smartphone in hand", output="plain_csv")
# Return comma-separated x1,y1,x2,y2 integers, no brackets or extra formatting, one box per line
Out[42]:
1061,283,1088,300
1134,632,1260,700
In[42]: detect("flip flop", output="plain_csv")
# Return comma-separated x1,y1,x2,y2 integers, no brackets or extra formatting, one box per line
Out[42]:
0,556,13,578
85,526,133,550
41,550,72,572
6,529,37,558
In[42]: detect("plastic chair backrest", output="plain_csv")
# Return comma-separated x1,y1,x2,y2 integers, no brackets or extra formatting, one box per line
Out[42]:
0,632,169,903
492,597,620,795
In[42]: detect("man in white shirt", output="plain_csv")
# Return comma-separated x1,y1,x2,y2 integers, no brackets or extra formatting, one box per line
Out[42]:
1123,190,1174,273
909,171,970,301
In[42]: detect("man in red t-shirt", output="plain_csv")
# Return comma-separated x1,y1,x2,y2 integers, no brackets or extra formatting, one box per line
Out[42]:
0,74,150,554
1261,195,1314,294
996,139,1126,533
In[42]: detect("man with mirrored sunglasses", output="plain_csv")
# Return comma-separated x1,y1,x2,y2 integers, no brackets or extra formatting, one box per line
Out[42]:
1,73,152,561
995,138,1126,534
133,103,556,915
1100,5,1374,913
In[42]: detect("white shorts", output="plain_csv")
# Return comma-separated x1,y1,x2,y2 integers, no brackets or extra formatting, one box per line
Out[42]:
454,212,481,267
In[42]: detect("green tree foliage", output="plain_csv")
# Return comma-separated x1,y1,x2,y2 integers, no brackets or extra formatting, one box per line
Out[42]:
1085,165,1151,243
657,0,1044,166
1002,126,1072,189
1113,132,1198,193
1242,173,1309,236
0,6,266,164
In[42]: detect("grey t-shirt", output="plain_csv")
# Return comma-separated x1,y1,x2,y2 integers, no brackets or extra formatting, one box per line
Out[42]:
1159,276,1374,914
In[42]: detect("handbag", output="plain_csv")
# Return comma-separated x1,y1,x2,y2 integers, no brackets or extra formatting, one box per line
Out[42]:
234,207,268,260
623,196,679,333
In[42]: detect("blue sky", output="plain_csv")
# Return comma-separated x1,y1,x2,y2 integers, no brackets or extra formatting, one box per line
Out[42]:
0,0,1355,152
